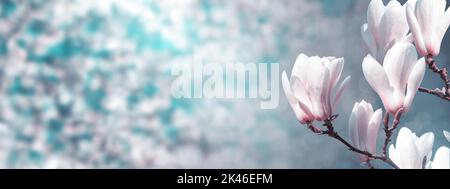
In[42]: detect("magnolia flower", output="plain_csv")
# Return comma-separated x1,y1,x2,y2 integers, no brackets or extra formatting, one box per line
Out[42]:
362,42,426,114
389,127,434,169
430,146,450,169
444,130,450,142
348,100,382,162
406,0,450,57
282,54,351,124
361,0,413,62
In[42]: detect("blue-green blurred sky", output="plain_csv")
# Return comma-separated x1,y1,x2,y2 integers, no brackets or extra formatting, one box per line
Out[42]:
0,0,448,168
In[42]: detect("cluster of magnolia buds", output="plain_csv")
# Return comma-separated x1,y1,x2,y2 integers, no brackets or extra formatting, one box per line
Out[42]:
282,0,450,169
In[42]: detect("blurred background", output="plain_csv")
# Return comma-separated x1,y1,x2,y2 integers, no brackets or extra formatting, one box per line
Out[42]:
0,0,448,168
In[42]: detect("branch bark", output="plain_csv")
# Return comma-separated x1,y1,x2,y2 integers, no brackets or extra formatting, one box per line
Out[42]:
382,109,403,157
418,87,450,101
306,115,400,169
419,56,450,102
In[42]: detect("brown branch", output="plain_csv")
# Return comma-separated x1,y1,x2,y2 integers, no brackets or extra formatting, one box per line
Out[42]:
419,56,450,101
418,87,450,101
382,112,390,156
307,115,400,169
381,109,403,158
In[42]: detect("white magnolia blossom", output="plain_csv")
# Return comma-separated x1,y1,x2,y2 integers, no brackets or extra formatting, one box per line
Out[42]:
282,54,351,124
406,0,450,57
430,146,450,169
389,127,434,169
362,42,426,114
361,0,414,62
348,100,382,162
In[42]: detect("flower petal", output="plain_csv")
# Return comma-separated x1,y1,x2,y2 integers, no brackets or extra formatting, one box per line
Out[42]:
396,127,422,169
355,103,370,152
282,71,308,123
431,146,450,169
361,24,378,58
417,132,434,163
383,42,418,95
290,75,315,119
415,0,446,55
404,58,426,111
366,109,382,155
367,0,386,45
378,0,409,60
349,103,360,148
362,55,395,112
434,5,450,56
406,3,427,56
292,53,310,82
444,130,450,143
327,58,344,90
389,145,400,168
332,76,351,110
306,65,330,120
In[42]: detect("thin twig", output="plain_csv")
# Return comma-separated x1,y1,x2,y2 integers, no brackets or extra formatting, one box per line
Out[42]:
382,109,403,158
382,112,390,156
418,87,450,101
419,56,450,101
306,115,400,169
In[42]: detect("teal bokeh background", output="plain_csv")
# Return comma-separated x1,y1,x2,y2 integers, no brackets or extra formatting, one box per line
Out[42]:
0,0,449,168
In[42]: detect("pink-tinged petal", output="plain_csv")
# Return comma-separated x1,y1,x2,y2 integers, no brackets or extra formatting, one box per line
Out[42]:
282,71,308,123
361,24,378,58
444,131,450,142
396,127,422,169
323,75,332,118
378,0,409,60
362,55,395,112
320,69,332,119
404,58,426,111
324,58,343,115
355,103,370,153
327,58,344,89
417,132,434,162
290,75,315,119
282,71,296,106
332,76,351,110
415,0,446,54
383,42,418,94
367,0,386,45
306,66,329,120
406,4,427,56
292,54,310,82
366,109,382,155
349,103,360,149
431,146,450,169
290,75,312,109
